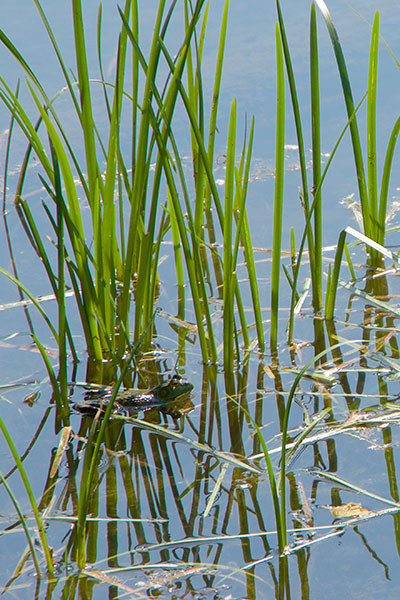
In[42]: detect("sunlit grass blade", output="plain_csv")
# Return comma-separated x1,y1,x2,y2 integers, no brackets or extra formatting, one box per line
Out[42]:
154,36,224,226
310,3,322,313
276,1,315,264
367,12,379,242
234,118,264,351
124,14,223,362
146,105,216,360
118,0,168,340
378,116,400,245
119,1,210,351
223,99,236,372
325,230,346,320
287,93,367,338
205,0,229,209
184,0,208,235
26,84,104,360
49,141,69,407
98,2,133,339
72,0,98,201
270,22,285,352
315,0,370,238
344,225,397,262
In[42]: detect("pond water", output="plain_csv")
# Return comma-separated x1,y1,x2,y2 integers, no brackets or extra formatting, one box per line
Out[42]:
2,1,400,598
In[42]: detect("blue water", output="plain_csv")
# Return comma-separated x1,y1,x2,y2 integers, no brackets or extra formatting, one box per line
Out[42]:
2,2,400,598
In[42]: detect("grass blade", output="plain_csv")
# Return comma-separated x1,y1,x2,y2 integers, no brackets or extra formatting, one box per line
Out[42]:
315,0,370,238
367,12,379,242
0,416,54,574
379,116,400,244
0,472,41,575
223,99,236,373
310,3,322,313
270,22,285,352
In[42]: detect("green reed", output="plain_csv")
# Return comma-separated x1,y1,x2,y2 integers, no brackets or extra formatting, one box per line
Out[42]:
0,0,215,372
2,1,397,370
0,472,41,577
316,2,400,252
270,21,285,352
272,0,325,349
0,416,54,575
1,0,263,373
2,0,400,581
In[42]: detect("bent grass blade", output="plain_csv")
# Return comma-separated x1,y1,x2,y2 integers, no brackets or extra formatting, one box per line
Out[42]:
0,416,54,574
0,472,41,576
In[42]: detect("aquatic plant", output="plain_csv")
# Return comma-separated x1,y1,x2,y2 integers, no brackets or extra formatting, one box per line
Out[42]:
1,0,400,595
0,0,262,376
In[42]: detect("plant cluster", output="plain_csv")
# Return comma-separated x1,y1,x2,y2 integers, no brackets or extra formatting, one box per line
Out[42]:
0,0,400,594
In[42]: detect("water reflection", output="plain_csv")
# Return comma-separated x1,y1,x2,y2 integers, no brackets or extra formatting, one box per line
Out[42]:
3,0,400,596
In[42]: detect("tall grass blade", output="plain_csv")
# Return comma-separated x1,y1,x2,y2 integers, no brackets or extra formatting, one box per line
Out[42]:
50,141,68,410
223,99,236,372
234,118,265,351
72,0,98,201
379,116,400,245
276,1,315,272
315,0,370,238
205,0,229,208
310,3,322,313
270,22,285,352
287,93,367,337
367,12,379,243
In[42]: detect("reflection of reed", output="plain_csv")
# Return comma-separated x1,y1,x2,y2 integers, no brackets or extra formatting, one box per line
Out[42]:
5,267,400,600
5,292,400,600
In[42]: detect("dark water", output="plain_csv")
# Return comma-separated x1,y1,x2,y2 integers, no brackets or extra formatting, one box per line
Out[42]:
2,1,400,598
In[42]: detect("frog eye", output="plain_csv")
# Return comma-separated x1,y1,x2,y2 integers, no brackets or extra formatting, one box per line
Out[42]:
170,377,179,388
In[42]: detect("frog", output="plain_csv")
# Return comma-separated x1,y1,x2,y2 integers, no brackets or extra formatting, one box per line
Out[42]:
73,374,194,417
